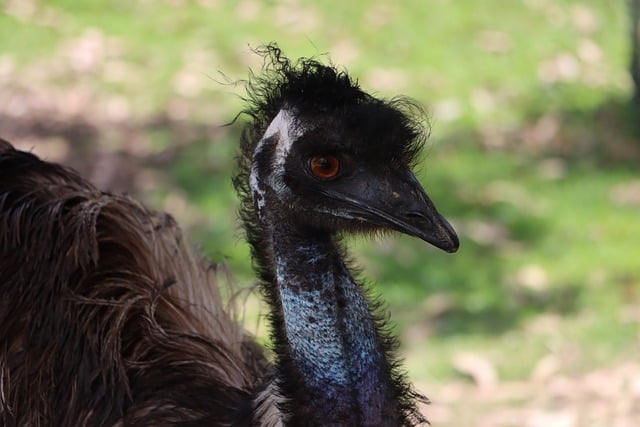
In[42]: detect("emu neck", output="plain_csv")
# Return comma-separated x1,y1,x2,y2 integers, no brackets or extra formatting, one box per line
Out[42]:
268,222,393,425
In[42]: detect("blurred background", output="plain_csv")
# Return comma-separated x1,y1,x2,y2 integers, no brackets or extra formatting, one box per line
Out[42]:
1,1,638,425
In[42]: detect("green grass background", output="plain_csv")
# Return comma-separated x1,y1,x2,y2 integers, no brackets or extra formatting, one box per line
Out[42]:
1,0,638,387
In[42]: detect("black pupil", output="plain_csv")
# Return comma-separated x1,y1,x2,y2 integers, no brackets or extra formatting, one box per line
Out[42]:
319,158,332,170
311,156,339,179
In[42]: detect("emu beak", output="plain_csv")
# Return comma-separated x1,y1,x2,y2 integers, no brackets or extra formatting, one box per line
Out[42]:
321,170,460,253
392,171,459,253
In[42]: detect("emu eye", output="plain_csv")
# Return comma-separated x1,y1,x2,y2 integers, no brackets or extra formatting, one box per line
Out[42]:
309,155,341,180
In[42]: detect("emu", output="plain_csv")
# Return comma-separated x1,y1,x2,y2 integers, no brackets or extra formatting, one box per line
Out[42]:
0,47,458,426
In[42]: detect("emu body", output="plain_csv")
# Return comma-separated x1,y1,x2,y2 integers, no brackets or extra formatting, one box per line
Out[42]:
0,47,458,426
0,138,265,425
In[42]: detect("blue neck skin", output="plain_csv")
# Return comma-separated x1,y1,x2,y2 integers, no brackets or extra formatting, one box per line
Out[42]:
270,225,391,425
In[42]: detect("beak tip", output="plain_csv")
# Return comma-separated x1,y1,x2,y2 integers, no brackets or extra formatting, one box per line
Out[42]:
446,240,460,253
437,234,459,253
434,215,459,253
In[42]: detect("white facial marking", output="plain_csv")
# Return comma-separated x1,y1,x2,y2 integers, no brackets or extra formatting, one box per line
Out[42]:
250,109,306,219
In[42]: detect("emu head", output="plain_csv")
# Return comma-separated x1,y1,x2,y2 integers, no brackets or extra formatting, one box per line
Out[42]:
240,46,459,253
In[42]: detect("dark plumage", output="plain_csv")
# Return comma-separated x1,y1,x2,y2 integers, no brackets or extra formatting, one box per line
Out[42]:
0,138,266,426
0,46,458,426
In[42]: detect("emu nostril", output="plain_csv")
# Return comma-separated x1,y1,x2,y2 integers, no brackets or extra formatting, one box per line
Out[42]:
404,211,427,221
405,211,423,217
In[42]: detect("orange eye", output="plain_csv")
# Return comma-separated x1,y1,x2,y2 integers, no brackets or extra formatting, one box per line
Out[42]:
309,155,341,180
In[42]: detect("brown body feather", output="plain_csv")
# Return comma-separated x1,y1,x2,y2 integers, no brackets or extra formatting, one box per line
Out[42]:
0,139,267,426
